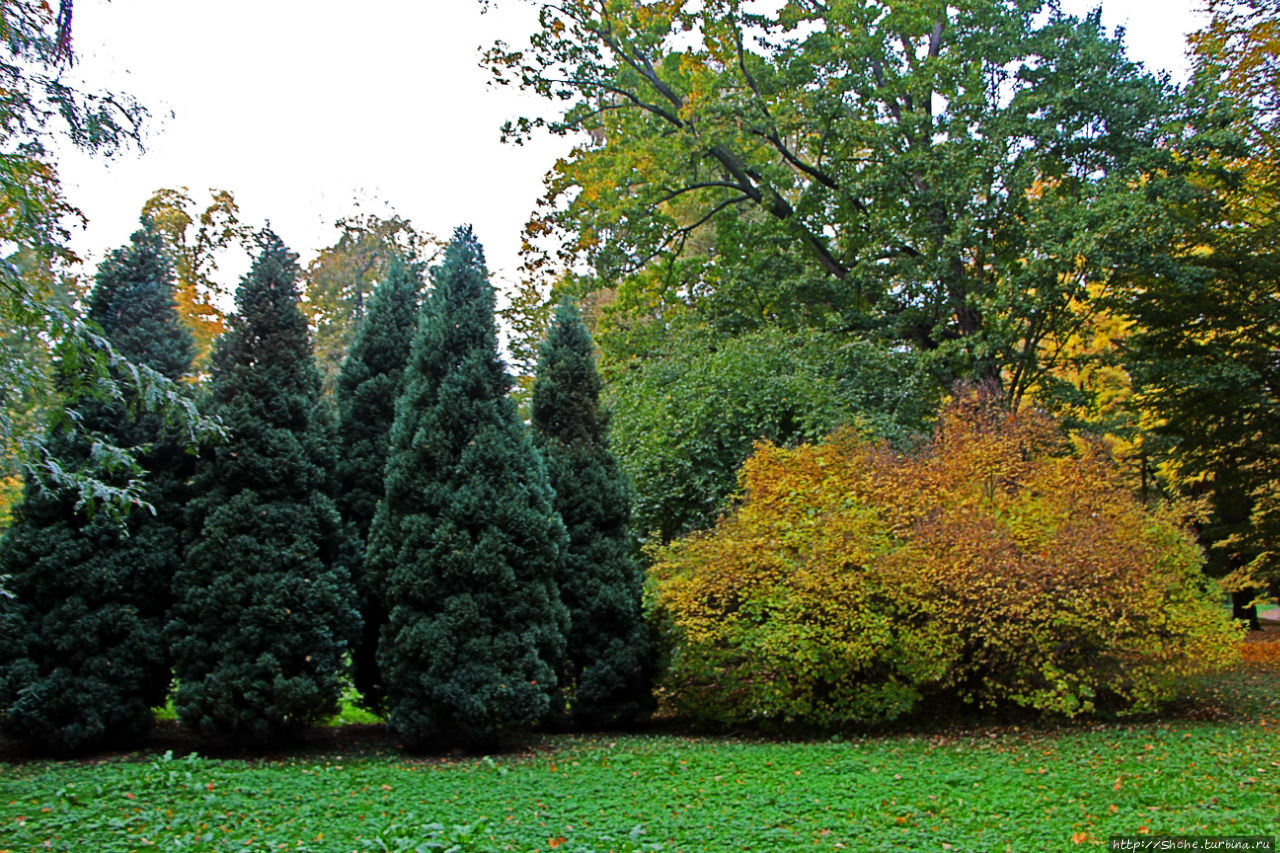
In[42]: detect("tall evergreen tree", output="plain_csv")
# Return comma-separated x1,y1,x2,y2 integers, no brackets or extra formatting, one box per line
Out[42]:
334,255,423,714
169,231,358,746
365,226,568,750
531,298,653,727
0,222,195,754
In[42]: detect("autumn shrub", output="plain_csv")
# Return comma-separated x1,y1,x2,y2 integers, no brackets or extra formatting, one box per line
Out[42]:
650,393,1240,728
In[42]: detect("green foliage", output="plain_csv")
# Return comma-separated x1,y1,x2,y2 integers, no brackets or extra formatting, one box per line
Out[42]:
606,323,935,542
531,299,653,727
141,187,252,371
326,686,383,726
87,224,198,381
0,223,195,754
170,232,359,746
488,0,1179,395
1191,0,1280,154
335,256,424,544
365,226,568,750
1112,0,1280,599
651,393,1241,728
4,688,1280,851
0,252,62,490
0,475,20,531
334,255,423,715
0,3,220,516
303,208,435,393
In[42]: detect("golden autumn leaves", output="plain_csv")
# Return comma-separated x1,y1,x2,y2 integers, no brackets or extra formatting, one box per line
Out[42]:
650,391,1241,727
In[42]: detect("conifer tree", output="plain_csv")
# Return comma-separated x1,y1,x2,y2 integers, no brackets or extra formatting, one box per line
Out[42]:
0,222,195,754
365,226,568,750
531,299,653,727
334,255,422,714
169,231,358,746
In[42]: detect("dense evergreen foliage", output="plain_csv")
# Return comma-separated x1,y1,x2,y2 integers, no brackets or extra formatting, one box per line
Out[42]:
365,227,568,749
531,299,652,727
169,232,358,746
0,223,194,754
334,255,423,714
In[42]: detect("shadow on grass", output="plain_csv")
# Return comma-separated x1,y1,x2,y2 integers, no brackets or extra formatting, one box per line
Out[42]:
3,624,1277,764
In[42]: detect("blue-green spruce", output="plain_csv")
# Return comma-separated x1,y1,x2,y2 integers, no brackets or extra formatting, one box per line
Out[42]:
365,226,568,749
531,298,653,727
169,231,359,745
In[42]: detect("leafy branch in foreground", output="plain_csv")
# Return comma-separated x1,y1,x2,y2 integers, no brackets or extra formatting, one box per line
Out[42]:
0,1,222,518
0,222,198,754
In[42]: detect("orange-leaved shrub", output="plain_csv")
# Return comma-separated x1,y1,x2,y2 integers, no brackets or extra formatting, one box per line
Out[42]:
649,393,1240,728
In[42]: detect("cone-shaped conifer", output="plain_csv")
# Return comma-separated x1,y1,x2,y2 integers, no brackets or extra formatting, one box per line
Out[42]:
170,231,358,746
334,255,422,714
365,226,568,750
0,222,195,754
531,298,653,728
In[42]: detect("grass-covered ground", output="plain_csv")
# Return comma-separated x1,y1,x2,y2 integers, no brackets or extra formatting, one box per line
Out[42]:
2,639,1277,852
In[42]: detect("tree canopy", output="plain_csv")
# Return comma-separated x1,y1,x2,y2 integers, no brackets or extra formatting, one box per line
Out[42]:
1112,0,1280,602
486,0,1178,397
0,222,194,754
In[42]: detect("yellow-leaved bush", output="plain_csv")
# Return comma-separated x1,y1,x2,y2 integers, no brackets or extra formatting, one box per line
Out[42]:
649,393,1240,728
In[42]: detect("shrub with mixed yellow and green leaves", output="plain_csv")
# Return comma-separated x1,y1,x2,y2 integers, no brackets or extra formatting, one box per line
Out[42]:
650,393,1240,728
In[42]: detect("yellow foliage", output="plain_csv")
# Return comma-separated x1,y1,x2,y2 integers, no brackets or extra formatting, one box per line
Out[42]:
173,279,225,372
0,474,21,531
650,392,1241,728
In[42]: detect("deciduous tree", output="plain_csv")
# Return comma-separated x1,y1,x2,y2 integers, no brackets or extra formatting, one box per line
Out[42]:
0,2,216,517
141,187,252,370
303,209,434,392
486,0,1177,396
1113,0,1280,616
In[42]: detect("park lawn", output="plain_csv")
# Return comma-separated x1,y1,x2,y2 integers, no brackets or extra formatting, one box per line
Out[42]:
1,658,1277,852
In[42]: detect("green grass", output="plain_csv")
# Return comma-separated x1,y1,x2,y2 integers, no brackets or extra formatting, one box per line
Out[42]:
2,667,1278,852
152,685,382,727
327,688,383,727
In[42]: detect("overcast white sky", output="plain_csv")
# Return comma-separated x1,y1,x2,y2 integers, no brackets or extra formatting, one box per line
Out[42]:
54,0,1209,296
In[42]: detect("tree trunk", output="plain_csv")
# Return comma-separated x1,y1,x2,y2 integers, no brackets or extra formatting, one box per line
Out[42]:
1232,588,1261,631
